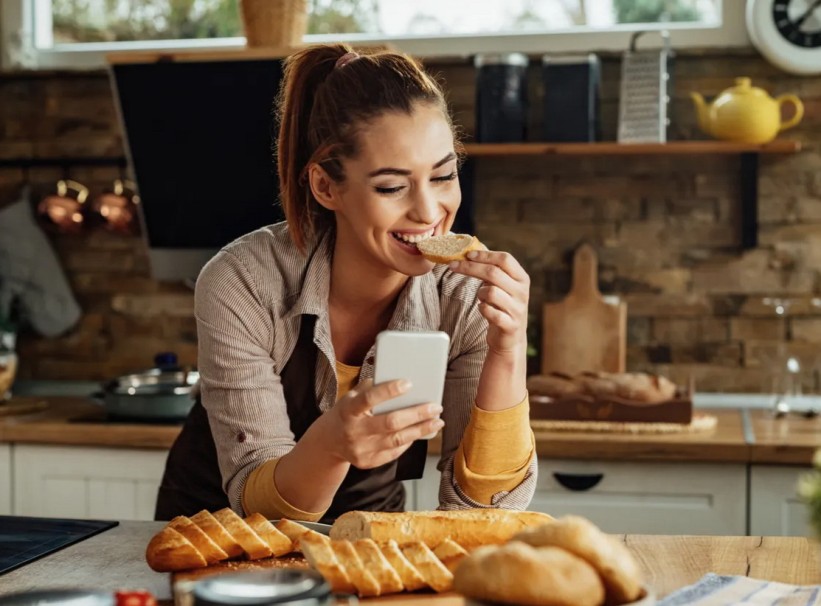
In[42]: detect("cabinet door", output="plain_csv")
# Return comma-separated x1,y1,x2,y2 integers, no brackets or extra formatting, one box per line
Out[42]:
0,444,11,515
532,459,747,536
403,457,441,511
749,465,813,537
14,444,167,521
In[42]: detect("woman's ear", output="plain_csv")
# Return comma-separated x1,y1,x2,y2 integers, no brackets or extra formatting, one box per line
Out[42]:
308,164,339,211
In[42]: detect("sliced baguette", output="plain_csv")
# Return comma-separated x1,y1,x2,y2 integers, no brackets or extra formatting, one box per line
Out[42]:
145,526,208,572
331,540,381,597
244,513,295,557
275,519,330,553
330,509,553,550
190,509,244,559
417,234,482,264
401,541,454,593
381,540,428,592
433,538,469,574
300,534,356,595
213,508,272,560
169,515,228,565
353,539,404,595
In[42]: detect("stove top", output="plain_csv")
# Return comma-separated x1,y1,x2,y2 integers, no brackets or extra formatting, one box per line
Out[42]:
0,516,118,576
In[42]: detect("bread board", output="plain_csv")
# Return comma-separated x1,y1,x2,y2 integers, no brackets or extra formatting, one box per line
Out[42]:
530,394,694,424
541,244,626,376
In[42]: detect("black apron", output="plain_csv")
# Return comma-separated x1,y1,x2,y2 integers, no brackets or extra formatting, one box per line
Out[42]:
155,315,427,523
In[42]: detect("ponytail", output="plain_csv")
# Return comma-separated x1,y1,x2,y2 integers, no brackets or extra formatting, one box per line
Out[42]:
275,44,453,252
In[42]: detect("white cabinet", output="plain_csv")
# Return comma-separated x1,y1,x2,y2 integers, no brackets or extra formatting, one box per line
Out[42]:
0,444,11,515
531,459,748,536
749,465,813,537
13,444,167,521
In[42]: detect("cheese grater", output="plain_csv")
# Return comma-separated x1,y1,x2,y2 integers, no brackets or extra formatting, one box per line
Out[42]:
618,30,673,143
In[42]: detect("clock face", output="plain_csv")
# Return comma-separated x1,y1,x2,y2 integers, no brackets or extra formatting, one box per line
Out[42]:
773,0,821,48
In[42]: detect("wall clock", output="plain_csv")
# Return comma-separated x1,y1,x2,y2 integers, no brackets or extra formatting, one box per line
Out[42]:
746,0,821,75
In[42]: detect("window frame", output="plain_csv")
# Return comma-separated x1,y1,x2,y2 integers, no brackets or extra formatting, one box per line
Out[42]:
2,0,750,70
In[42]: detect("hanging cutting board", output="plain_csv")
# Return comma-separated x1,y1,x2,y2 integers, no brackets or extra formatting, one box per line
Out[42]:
541,244,626,375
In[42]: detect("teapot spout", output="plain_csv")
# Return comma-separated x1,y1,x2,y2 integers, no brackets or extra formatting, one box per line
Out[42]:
690,92,711,136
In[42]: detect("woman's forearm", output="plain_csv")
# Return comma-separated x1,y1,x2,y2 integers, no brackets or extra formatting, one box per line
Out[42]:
273,415,350,513
475,345,528,411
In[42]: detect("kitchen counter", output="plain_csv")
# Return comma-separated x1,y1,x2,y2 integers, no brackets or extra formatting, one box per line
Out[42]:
0,521,818,602
1,397,819,465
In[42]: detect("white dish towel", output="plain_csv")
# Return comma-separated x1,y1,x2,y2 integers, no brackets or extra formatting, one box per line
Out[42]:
659,574,821,605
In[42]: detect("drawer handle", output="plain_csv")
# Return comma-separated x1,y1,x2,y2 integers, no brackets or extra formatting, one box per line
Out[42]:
553,472,604,491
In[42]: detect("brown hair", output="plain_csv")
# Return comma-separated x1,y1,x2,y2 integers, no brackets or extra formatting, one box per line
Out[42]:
276,44,458,252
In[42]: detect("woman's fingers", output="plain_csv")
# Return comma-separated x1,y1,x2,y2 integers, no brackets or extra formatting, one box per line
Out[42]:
343,378,410,417
373,402,442,434
453,250,530,284
382,417,445,451
477,284,523,318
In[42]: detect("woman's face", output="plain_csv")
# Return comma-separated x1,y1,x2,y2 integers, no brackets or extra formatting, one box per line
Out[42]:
320,102,461,277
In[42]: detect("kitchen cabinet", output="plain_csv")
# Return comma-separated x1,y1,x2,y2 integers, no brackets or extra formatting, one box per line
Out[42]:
749,465,813,537
13,444,167,521
0,444,11,515
530,459,748,535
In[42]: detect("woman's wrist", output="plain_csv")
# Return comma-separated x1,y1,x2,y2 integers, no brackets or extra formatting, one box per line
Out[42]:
476,346,528,411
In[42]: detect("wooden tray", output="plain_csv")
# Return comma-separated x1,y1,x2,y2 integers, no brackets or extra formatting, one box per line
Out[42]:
530,394,693,424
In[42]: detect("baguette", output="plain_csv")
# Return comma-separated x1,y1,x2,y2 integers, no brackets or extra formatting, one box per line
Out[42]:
381,539,428,592
401,541,454,593
354,539,404,595
300,533,356,595
330,509,553,549
146,508,321,572
417,234,483,264
433,538,468,574
331,540,381,597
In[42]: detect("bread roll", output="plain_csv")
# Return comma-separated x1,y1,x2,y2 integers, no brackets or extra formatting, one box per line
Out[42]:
417,234,482,264
454,542,605,606
330,509,553,549
513,516,643,605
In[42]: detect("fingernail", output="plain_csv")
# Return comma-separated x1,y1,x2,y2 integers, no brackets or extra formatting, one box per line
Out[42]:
449,261,459,270
434,419,445,428
398,379,412,391
466,251,478,260
429,404,444,415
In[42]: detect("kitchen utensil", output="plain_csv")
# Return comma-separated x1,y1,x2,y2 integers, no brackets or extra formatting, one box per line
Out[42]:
93,353,199,420
617,30,673,143
541,244,626,376
192,569,333,606
690,77,803,144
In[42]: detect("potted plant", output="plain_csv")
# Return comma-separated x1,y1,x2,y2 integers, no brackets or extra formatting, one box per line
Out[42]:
239,0,308,48
798,449,821,537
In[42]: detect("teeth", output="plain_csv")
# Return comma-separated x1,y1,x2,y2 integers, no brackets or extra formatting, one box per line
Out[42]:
392,229,434,244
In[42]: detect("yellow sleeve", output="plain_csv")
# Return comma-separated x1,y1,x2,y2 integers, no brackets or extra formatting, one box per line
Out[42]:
453,394,535,505
241,458,328,522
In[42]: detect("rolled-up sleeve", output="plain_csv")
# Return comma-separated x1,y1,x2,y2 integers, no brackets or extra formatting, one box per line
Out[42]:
195,250,294,514
437,298,537,510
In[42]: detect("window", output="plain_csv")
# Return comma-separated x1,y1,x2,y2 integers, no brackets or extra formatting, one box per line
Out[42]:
2,0,747,70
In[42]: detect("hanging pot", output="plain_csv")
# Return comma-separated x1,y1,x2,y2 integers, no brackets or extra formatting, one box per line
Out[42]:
93,366,199,421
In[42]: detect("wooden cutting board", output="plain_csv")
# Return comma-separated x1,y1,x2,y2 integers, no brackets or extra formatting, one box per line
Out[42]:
541,244,626,376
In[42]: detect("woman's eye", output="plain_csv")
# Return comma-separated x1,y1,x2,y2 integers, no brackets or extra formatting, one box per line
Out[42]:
375,185,405,195
432,172,458,183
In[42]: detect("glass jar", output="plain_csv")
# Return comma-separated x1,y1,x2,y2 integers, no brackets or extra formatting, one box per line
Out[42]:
0,331,17,401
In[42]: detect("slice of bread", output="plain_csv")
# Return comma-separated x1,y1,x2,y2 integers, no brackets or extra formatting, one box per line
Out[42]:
213,508,272,560
400,541,454,593
417,234,482,264
353,539,404,595
145,526,208,572
433,538,469,574
381,540,428,592
275,519,329,553
190,509,244,559
331,540,381,597
169,515,228,565
300,534,357,595
244,513,295,556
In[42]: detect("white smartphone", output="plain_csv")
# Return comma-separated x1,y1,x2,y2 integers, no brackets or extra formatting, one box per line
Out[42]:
372,331,450,436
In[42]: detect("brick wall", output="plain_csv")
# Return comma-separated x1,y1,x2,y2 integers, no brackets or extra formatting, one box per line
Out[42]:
2,49,819,391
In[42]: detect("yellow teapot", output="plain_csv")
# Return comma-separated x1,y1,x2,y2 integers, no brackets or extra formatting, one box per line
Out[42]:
690,77,803,144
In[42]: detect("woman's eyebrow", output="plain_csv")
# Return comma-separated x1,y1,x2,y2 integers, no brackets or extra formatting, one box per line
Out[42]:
367,152,457,178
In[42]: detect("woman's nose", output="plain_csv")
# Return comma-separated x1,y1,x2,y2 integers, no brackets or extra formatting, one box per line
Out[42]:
411,183,439,224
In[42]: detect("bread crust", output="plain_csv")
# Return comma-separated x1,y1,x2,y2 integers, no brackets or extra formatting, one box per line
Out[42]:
381,539,428,592
418,234,483,264
213,508,272,560
432,538,468,574
353,539,404,595
299,533,356,595
145,527,208,573
400,541,454,593
454,542,605,606
169,516,228,565
330,540,381,597
244,513,294,557
190,509,244,559
512,516,643,605
330,509,553,549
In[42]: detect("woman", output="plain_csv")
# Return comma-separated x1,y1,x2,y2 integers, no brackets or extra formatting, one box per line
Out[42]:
155,44,537,523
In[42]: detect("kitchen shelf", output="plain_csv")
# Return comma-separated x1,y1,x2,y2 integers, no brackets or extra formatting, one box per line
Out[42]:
462,141,802,156
463,140,803,250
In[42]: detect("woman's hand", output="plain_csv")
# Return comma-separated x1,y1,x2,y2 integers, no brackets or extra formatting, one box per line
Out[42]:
322,379,444,469
449,250,530,355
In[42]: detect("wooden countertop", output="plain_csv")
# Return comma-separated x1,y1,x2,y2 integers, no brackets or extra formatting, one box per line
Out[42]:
1,398,819,466
1,521,818,602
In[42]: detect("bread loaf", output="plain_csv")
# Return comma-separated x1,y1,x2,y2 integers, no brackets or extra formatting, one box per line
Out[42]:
330,509,553,549
454,542,606,606
417,234,483,264
146,508,326,572
529,371,677,404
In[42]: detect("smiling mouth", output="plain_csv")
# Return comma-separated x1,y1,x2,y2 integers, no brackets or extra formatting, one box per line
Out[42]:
390,227,435,247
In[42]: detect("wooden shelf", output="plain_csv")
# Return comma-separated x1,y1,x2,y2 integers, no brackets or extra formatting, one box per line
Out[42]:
462,140,802,156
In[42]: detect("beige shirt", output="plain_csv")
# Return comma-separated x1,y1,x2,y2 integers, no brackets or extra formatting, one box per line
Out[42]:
195,222,537,513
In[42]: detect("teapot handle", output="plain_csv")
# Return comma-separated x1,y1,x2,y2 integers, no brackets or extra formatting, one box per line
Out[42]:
776,94,804,132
